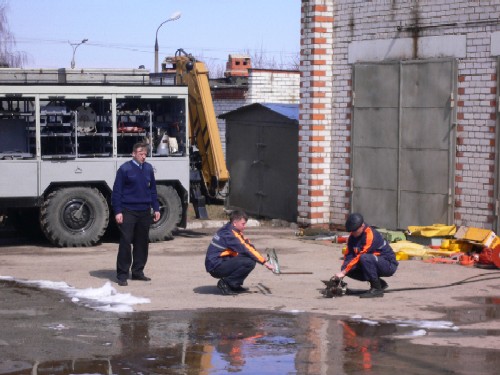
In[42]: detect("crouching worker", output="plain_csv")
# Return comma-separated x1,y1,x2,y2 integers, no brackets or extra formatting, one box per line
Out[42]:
205,210,275,295
335,213,398,298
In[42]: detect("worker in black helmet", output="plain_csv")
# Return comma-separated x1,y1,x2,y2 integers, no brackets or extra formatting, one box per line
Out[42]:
334,213,399,298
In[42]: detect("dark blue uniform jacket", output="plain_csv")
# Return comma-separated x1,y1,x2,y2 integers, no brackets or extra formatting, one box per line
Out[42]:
341,225,398,274
111,160,160,214
205,222,266,273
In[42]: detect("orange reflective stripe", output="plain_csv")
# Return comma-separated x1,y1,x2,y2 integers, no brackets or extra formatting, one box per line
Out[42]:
220,249,238,257
361,227,373,253
232,229,266,263
344,227,374,274
343,255,359,274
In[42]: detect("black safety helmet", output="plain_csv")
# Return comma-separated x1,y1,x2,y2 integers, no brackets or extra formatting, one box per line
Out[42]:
345,213,364,232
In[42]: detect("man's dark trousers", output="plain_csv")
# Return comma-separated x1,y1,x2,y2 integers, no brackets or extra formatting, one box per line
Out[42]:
210,256,256,288
117,209,151,281
346,253,397,282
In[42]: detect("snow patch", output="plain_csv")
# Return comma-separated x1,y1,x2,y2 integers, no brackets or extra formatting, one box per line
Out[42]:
0,276,149,313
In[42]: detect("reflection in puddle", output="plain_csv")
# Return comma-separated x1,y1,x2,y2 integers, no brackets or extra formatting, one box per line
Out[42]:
5,310,500,375
429,296,500,325
0,281,499,374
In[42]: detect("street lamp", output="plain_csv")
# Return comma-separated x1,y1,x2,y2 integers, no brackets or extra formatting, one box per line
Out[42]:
154,11,181,73
69,39,88,69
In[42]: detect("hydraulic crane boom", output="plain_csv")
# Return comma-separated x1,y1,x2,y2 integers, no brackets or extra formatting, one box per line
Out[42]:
165,49,229,218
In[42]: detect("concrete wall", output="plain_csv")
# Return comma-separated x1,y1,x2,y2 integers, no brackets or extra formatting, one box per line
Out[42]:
300,0,500,229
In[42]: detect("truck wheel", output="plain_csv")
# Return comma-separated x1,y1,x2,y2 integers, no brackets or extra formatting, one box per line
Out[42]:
149,185,182,242
41,187,109,247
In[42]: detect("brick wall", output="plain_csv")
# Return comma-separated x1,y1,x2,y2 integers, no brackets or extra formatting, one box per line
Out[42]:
300,0,500,229
299,0,335,227
247,69,300,104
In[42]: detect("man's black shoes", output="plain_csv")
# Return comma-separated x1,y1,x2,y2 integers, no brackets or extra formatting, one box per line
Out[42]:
230,285,250,293
217,279,236,295
132,275,151,281
359,278,384,298
117,275,150,285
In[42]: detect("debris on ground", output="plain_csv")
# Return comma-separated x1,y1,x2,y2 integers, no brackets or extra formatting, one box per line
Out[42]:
320,277,347,298
295,222,499,269
387,224,499,269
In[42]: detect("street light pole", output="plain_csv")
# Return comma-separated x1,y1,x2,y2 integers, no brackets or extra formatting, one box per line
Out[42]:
70,39,88,69
154,11,181,73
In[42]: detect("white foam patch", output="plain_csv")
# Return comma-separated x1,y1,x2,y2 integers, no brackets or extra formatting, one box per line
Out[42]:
350,315,458,331
394,320,457,330
408,329,427,337
46,323,68,331
0,276,149,313
360,319,380,326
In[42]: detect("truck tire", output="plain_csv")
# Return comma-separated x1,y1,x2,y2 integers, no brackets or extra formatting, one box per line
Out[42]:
41,187,109,247
149,185,182,242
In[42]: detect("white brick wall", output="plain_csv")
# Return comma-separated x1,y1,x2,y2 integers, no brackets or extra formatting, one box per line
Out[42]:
247,70,300,104
301,0,500,229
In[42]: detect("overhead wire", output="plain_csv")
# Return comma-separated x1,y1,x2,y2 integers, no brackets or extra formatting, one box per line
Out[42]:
14,36,298,62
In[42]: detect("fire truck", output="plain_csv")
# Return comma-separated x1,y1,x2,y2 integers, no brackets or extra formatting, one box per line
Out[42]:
0,51,228,247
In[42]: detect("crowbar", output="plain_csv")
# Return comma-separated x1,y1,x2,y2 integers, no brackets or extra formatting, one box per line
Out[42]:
266,248,313,275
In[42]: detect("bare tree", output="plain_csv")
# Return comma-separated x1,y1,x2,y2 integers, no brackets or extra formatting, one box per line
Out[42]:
208,62,226,79
0,1,26,67
183,48,299,78
244,47,299,71
196,54,225,79
287,52,300,71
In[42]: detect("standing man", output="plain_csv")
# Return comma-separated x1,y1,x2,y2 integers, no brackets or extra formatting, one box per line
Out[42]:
112,142,160,286
335,213,398,298
205,210,275,295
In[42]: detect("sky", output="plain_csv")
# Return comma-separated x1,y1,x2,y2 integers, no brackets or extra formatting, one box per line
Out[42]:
5,0,301,73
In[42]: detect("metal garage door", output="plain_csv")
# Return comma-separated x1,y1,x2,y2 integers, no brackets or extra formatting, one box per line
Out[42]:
352,59,456,229
225,107,298,222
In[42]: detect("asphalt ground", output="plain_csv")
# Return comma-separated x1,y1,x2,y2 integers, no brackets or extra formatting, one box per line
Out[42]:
0,222,499,354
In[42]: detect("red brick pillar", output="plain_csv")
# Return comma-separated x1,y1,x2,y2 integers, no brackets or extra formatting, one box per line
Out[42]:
298,0,334,228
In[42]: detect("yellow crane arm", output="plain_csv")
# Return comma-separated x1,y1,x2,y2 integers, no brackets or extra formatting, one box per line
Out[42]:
168,51,229,195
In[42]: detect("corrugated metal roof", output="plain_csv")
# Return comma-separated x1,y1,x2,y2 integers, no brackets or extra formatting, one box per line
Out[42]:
260,103,299,121
219,102,299,121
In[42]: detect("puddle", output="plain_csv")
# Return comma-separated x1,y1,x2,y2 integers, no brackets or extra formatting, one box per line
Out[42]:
1,281,499,374
429,296,500,324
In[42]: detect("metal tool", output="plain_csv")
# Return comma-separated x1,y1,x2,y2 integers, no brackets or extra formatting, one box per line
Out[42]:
320,276,347,298
266,248,313,275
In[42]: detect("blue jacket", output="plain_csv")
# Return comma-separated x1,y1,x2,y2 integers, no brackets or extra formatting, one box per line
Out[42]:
205,222,267,273
111,160,160,214
341,225,398,274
